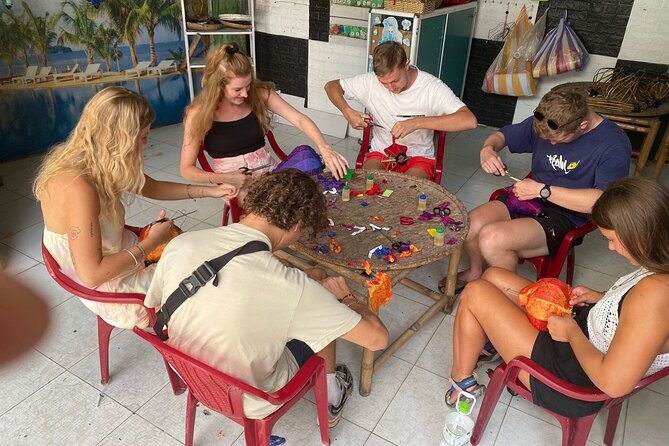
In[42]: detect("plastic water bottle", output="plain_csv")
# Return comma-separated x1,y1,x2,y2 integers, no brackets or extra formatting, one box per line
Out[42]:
440,391,476,446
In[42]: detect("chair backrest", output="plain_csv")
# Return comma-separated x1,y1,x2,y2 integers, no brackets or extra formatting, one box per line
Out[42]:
24,65,38,77
355,125,446,184
156,59,174,69
129,61,151,72
35,67,51,77
69,63,80,73
133,327,324,421
84,63,101,74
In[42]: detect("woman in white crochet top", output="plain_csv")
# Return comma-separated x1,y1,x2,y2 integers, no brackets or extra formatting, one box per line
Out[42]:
446,176,669,417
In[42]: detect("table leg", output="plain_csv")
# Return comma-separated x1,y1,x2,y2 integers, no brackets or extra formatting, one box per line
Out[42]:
635,118,661,175
359,347,375,397
652,126,669,180
442,247,462,314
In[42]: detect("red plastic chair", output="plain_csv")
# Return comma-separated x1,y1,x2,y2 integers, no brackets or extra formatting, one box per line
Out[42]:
197,130,288,225
488,180,597,285
41,226,185,395
471,356,669,446
134,327,331,446
354,125,447,184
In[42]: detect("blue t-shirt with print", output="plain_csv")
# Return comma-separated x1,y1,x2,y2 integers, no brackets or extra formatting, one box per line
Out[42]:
500,117,631,226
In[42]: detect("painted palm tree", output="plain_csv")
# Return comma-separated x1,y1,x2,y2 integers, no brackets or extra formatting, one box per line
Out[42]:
92,25,120,72
5,10,33,68
102,0,142,68
21,1,59,66
57,0,100,65
128,0,181,66
0,13,24,76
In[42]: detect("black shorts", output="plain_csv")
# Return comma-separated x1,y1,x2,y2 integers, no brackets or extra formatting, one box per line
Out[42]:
496,192,577,257
530,307,604,417
286,339,315,367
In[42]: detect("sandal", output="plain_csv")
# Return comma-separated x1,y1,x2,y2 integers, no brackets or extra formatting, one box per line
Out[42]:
476,341,500,368
438,277,467,295
445,373,486,407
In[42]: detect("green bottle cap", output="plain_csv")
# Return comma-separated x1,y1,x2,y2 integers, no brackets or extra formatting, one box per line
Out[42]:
457,400,471,414
436,225,444,234
343,182,350,190
367,174,374,180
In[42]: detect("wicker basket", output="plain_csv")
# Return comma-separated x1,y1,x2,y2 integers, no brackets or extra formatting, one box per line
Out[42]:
384,0,436,14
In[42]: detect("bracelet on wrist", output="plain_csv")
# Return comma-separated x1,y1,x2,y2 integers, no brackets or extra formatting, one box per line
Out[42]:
134,243,146,259
186,184,194,199
123,248,139,268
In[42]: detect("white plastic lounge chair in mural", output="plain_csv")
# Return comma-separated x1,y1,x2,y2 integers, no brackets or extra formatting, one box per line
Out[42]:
73,63,103,82
51,64,80,82
125,61,152,77
12,66,38,84
26,66,53,83
146,60,177,76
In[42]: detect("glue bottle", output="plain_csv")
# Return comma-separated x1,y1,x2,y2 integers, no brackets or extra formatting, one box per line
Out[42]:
434,225,445,247
366,174,374,191
440,391,477,446
418,193,427,211
342,182,351,202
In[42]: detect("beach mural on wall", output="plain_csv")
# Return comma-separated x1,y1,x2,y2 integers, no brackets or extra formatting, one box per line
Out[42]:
0,0,188,161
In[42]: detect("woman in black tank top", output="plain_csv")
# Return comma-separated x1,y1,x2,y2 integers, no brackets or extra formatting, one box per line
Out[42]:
180,43,349,195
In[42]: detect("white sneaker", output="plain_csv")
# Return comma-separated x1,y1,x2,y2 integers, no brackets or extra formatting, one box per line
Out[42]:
328,364,353,427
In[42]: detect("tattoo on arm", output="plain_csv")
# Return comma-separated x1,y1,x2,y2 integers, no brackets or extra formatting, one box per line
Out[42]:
90,222,94,238
69,226,81,240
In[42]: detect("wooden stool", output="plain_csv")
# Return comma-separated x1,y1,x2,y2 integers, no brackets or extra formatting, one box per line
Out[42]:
653,125,669,180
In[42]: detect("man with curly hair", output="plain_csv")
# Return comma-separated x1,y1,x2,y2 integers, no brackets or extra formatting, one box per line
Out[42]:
145,169,388,427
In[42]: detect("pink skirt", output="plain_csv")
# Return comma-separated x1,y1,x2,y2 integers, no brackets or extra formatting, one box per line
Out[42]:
210,147,278,177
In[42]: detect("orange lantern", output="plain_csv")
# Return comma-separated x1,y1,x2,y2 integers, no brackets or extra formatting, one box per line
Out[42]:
518,278,572,331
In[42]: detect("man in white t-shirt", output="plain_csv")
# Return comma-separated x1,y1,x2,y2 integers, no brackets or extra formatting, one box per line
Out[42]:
325,41,477,178
145,169,388,427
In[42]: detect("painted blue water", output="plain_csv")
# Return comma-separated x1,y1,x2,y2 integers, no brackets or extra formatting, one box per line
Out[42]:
1,41,190,161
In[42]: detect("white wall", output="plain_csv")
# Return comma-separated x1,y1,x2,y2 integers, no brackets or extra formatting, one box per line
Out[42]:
255,0,310,39
618,0,669,64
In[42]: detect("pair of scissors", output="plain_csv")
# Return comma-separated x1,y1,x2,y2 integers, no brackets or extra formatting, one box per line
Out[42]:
381,153,409,165
239,164,270,175
433,206,451,217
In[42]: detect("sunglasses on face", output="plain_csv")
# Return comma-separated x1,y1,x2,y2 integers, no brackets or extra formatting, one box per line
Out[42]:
533,110,583,131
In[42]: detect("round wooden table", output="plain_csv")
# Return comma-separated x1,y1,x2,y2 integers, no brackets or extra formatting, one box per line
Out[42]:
275,170,469,396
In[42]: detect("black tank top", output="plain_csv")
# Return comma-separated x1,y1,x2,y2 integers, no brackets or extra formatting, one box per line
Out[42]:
204,112,265,158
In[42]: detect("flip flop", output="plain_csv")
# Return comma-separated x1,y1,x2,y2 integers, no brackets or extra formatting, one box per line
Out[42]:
438,277,467,295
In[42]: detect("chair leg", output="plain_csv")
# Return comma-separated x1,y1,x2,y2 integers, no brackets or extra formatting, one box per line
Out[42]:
97,317,114,385
314,370,332,445
255,421,271,446
471,368,507,445
561,413,598,446
185,392,197,446
243,419,259,446
603,402,624,445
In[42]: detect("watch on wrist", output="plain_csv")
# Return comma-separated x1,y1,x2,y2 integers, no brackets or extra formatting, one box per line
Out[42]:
540,184,552,201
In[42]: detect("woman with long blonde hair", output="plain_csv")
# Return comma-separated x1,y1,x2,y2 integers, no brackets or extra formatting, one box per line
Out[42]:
34,87,236,329
180,42,349,193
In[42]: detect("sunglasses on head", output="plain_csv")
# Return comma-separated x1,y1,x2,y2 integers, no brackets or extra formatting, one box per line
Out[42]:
533,110,583,131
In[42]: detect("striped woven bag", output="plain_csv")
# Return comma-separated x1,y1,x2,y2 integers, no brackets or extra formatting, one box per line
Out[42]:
532,10,589,78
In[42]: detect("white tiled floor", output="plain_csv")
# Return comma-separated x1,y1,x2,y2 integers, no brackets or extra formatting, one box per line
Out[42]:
1,123,668,445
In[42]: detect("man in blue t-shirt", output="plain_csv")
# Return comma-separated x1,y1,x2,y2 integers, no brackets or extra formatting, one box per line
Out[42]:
439,90,631,294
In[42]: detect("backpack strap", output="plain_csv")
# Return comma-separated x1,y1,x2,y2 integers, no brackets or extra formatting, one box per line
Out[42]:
153,240,269,340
